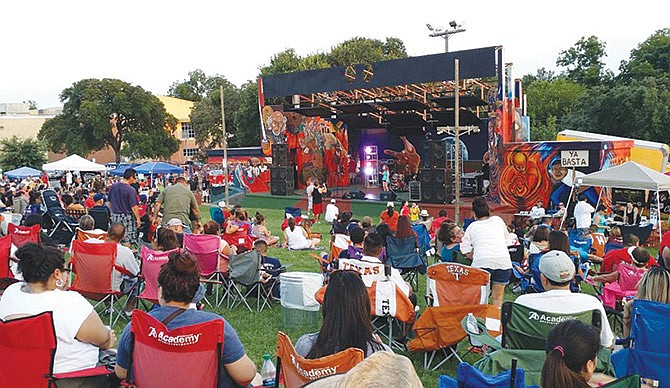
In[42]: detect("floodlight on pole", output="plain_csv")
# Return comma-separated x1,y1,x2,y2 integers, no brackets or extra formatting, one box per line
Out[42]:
426,20,466,52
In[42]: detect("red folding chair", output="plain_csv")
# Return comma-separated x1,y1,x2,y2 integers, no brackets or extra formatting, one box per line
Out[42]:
183,234,227,307
0,311,113,387
123,309,224,388
8,223,40,247
0,235,18,292
138,246,179,306
69,240,129,326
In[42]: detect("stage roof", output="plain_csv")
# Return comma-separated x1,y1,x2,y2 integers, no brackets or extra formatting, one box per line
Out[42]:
260,46,501,133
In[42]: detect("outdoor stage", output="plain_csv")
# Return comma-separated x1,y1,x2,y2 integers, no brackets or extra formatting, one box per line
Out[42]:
240,187,517,224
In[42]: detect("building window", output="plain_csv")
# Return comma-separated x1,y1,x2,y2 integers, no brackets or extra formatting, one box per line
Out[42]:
183,148,199,157
181,122,195,139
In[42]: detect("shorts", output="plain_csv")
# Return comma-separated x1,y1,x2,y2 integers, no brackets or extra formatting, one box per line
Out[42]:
313,202,323,215
307,197,313,210
121,276,140,297
481,268,512,285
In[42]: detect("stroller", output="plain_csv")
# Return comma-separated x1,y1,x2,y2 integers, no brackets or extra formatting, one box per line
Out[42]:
41,189,79,245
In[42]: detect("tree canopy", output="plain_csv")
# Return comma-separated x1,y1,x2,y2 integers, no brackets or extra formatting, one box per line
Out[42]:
0,136,47,171
168,69,226,102
39,79,179,163
619,28,670,81
556,35,611,87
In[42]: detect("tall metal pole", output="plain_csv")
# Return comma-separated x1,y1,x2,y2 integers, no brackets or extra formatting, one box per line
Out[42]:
220,85,228,203
454,59,461,224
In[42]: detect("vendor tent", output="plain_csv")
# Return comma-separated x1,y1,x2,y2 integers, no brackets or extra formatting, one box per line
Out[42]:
4,166,42,179
42,155,107,172
108,163,140,177
135,162,183,175
571,161,670,244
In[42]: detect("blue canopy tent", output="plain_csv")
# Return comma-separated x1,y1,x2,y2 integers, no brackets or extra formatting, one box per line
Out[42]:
4,166,42,179
108,163,140,177
135,162,183,175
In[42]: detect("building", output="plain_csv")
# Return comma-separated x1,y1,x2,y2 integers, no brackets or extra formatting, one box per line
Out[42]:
156,95,197,165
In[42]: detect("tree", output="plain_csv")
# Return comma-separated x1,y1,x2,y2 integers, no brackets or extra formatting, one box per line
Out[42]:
231,81,261,148
0,136,47,171
521,67,557,89
39,78,179,163
328,37,407,66
189,78,240,148
167,69,226,102
619,28,670,81
526,79,586,122
556,36,611,87
530,115,559,141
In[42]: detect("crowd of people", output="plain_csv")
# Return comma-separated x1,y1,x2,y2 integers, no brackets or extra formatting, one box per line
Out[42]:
1,167,669,387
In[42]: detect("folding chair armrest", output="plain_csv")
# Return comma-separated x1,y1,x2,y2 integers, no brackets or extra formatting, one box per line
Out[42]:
460,316,502,351
114,265,136,278
52,365,113,379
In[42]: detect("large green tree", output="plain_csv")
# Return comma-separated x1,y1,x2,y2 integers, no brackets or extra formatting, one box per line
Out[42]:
39,79,179,163
168,69,226,102
619,29,670,81
328,37,407,66
556,36,611,87
0,136,47,171
526,79,586,122
189,78,240,148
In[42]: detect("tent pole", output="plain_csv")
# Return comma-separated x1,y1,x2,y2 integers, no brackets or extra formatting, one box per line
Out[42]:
560,184,576,230
657,188,663,246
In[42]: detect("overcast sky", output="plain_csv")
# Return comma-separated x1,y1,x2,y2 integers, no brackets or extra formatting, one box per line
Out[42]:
2,0,667,108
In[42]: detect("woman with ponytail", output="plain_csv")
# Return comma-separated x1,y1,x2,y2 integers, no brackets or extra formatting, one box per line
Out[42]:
115,252,259,387
541,320,613,388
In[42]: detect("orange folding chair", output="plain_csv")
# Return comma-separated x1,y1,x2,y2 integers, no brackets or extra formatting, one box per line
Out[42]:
275,331,364,388
75,227,108,241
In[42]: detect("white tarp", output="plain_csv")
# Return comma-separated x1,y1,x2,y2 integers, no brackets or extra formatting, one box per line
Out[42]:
42,154,107,172
577,161,670,191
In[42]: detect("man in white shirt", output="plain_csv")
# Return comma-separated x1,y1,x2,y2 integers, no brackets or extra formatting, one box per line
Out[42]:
305,179,315,215
324,199,339,224
108,222,140,316
574,195,596,233
529,200,546,220
515,250,614,348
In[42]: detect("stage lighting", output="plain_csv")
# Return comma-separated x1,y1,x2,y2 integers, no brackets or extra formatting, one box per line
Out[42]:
364,166,373,175
365,146,372,154
366,161,372,168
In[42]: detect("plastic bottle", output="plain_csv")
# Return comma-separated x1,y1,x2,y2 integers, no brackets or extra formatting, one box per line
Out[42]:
261,353,276,387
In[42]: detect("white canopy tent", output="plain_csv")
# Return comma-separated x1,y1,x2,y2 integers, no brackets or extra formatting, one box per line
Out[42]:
567,161,670,244
42,154,107,172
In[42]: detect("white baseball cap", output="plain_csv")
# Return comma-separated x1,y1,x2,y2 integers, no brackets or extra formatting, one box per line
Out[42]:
217,200,226,207
539,250,575,283
330,199,336,204
386,201,394,208
166,218,186,228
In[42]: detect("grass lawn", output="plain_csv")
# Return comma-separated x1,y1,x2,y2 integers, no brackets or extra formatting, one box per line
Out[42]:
108,204,625,387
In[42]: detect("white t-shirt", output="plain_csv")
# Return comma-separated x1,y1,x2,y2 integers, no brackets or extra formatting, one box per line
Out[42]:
324,204,339,223
574,201,595,229
285,226,311,250
515,289,614,347
460,216,513,270
0,282,99,373
114,243,140,291
339,255,411,297
529,205,545,219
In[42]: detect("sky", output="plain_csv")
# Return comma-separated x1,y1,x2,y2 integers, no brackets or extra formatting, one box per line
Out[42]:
2,0,668,108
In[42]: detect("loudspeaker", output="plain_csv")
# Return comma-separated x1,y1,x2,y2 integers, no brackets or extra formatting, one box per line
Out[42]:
271,180,295,196
409,180,421,202
379,191,397,202
426,140,446,168
420,168,451,187
272,144,289,166
343,190,366,200
421,186,452,204
270,166,294,182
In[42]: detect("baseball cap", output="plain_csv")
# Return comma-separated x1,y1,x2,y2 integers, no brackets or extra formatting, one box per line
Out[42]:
538,250,575,283
386,201,394,208
93,193,105,202
217,200,226,208
166,218,186,227
330,199,336,204
420,209,429,217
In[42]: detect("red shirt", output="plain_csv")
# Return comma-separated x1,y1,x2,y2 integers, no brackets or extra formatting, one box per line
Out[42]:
84,197,95,209
400,205,410,217
430,216,448,238
601,246,658,273
380,210,399,232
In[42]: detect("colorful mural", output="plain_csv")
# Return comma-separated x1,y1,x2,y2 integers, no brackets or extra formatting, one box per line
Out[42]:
498,141,631,210
260,106,349,189
208,156,272,194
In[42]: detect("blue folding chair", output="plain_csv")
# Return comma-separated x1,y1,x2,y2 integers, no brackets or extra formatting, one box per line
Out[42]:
438,361,529,388
412,223,431,256
386,235,426,292
612,300,670,386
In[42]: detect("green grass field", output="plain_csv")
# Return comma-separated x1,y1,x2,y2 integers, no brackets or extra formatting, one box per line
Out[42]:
108,204,627,387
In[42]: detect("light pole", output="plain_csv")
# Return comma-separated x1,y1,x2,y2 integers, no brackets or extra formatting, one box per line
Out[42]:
426,21,466,53
220,85,228,204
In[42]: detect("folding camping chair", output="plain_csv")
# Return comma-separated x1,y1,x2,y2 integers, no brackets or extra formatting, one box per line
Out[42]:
42,189,79,245
87,206,111,231
183,234,227,307
0,311,113,388
69,240,131,326
438,360,526,388
75,227,108,242
274,331,364,388
409,262,498,370
612,300,670,386
226,249,273,312
386,235,427,292
7,223,41,247
137,246,179,307
122,309,224,388
0,235,18,292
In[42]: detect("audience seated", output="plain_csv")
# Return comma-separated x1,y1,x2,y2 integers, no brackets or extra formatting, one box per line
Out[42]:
622,266,670,337
252,240,282,299
107,222,141,316
165,218,185,247
600,234,657,273
541,320,614,388
114,252,258,386
294,270,390,358
283,217,318,250
154,227,181,251
223,208,254,252
0,243,114,373
437,223,466,263
202,220,237,258
515,250,614,348
338,226,365,260
250,213,279,246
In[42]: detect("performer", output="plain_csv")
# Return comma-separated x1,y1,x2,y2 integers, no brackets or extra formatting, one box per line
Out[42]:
381,164,390,191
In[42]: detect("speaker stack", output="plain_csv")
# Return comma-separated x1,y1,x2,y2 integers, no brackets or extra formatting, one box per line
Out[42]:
420,168,453,204
426,139,447,169
270,144,294,196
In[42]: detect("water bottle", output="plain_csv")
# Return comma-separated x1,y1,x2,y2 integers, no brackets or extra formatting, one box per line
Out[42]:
261,353,276,387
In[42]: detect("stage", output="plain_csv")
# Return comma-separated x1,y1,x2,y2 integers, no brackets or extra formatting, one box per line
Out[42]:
240,187,517,225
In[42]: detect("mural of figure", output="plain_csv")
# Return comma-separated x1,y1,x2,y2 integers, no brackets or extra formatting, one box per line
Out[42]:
498,150,551,210
261,107,288,156
383,136,420,175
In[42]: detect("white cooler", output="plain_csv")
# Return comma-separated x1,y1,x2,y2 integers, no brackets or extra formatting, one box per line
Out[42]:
279,272,323,329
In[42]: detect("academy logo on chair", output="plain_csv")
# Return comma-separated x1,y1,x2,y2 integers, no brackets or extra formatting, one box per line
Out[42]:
148,326,202,346
527,311,577,324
